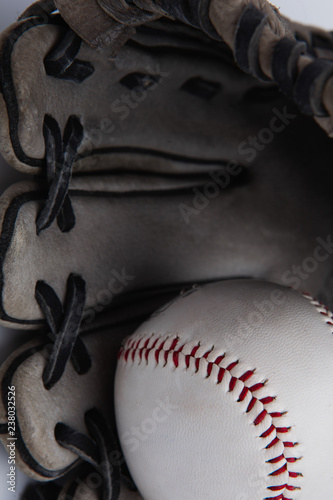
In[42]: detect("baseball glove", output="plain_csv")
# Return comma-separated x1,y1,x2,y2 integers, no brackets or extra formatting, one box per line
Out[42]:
0,0,332,499
0,2,332,329
0,286,181,497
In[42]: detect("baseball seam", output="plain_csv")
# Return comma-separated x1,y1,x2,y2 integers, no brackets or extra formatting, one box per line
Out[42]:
118,336,302,500
301,292,333,332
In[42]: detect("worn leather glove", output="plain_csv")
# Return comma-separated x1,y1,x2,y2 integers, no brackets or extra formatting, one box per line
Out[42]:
0,1,333,499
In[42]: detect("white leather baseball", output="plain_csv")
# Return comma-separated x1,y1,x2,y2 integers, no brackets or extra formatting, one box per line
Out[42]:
115,280,333,499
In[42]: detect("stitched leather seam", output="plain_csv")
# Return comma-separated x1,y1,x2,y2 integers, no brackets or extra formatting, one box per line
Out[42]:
119,335,302,499
302,292,333,333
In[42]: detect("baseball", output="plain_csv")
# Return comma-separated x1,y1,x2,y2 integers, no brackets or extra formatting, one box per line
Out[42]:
115,280,333,499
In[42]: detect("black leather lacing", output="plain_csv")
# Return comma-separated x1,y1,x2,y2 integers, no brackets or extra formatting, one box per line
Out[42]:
20,0,94,85
294,29,333,58
293,58,333,116
19,3,93,234
44,28,95,83
35,273,90,390
99,0,158,26
36,18,94,234
272,37,307,99
272,37,333,117
234,4,333,117
234,3,271,82
14,273,128,500
36,114,84,235
55,408,122,500
127,0,221,39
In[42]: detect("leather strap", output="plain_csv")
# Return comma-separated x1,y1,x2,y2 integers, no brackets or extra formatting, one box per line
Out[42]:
234,4,271,82
272,37,307,98
132,0,221,39
294,59,333,116
55,0,134,49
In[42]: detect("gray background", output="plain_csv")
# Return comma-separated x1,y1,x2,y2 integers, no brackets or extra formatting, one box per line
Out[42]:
0,0,332,498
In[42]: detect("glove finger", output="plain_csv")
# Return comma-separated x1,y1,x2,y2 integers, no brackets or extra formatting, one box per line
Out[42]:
0,11,259,176
0,285,180,482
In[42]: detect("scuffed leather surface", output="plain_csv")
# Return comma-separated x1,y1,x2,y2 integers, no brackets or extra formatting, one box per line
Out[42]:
209,0,333,135
55,0,135,49
0,128,332,326
0,331,118,479
0,17,258,175
0,284,182,480
115,279,333,499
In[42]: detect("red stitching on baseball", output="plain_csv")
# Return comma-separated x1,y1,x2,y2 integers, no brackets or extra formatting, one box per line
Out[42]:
276,427,290,433
238,386,249,401
247,396,257,413
226,360,239,371
266,437,279,449
217,367,225,383
239,370,255,382
254,409,268,426
261,396,275,404
261,424,275,438
190,344,200,356
267,454,284,464
270,412,285,418
229,376,237,391
120,336,302,499
206,362,213,377
204,347,214,359
289,471,302,478
214,354,225,364
250,382,265,392
302,293,333,331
